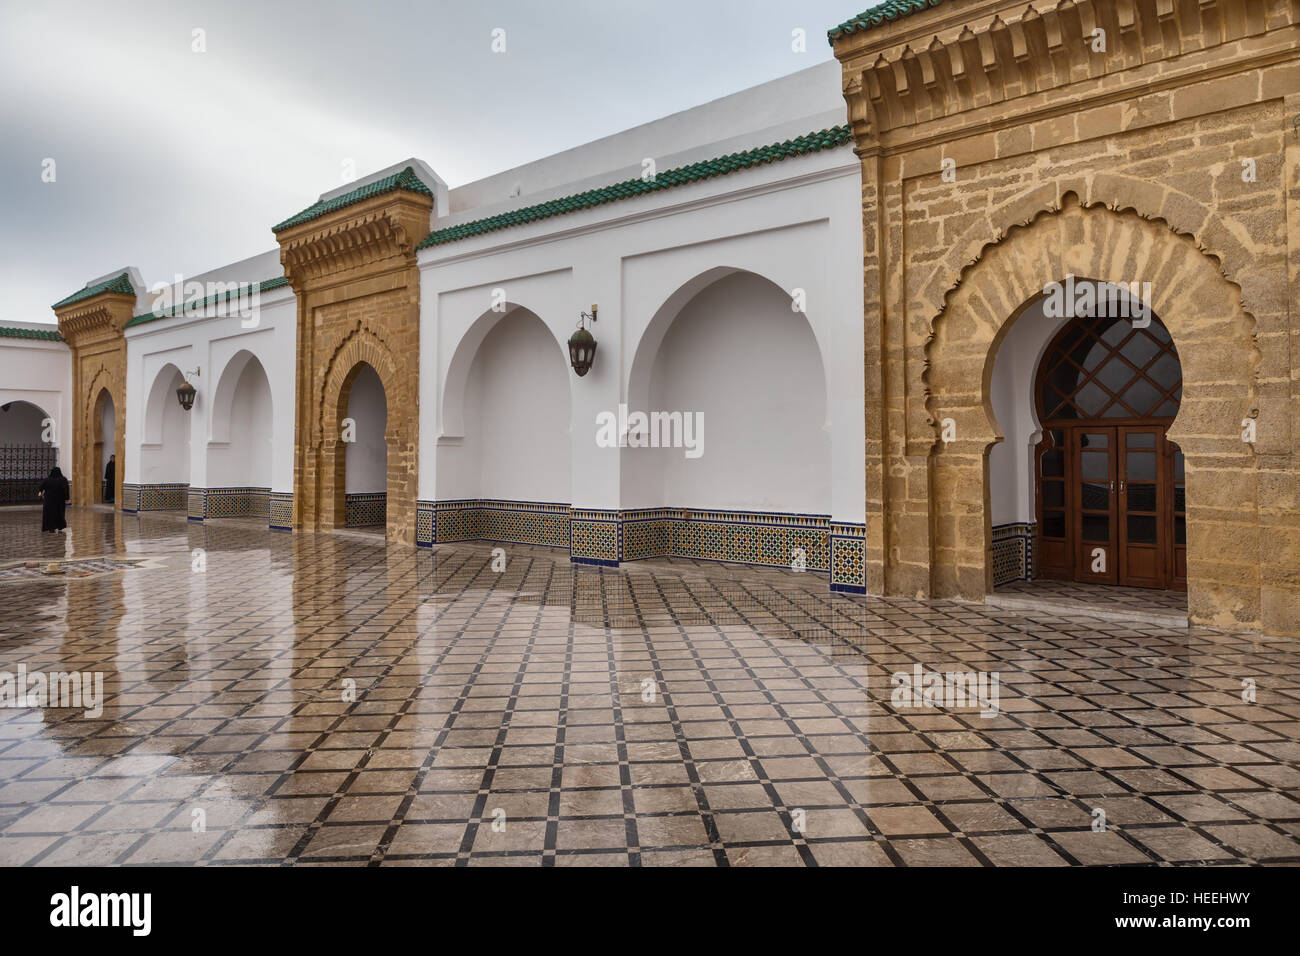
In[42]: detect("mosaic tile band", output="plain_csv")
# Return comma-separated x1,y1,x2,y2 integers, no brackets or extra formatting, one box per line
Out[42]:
187,487,272,521
345,492,387,528
992,522,1036,587
417,500,866,589
121,482,187,513
269,492,293,531
424,500,570,550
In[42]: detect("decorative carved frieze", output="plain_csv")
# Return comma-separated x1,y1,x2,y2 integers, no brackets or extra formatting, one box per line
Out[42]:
277,193,433,288
835,0,1288,137
55,297,129,346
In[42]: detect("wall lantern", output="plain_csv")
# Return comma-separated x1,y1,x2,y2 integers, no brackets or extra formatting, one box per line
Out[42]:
568,305,597,377
176,366,200,411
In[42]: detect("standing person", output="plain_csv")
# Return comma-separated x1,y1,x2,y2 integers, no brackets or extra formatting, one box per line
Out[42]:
39,466,71,532
104,454,116,503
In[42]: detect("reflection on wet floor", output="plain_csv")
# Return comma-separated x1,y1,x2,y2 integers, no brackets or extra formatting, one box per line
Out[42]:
992,578,1188,627
0,506,1297,866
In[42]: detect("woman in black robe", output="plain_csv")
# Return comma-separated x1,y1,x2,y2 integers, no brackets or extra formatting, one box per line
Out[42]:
38,467,70,532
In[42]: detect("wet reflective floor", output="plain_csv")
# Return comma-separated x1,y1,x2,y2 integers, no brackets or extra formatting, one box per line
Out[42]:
0,506,1297,866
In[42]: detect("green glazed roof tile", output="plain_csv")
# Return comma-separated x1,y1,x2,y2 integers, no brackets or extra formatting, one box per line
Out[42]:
417,124,853,250
273,166,433,233
0,325,63,342
51,271,135,309
124,275,290,329
827,0,946,43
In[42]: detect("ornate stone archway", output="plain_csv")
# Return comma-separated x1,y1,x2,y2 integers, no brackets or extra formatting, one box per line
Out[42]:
87,374,119,504
833,0,1299,633
276,175,430,545
314,329,411,540
54,284,130,508
922,194,1261,630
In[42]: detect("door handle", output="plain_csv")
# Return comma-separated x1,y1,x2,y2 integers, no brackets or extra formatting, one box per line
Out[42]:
1119,480,1125,494
1109,480,1114,493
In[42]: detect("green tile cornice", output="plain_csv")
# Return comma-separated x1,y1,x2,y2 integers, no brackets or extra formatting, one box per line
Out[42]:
827,0,947,44
417,125,852,251
51,271,134,309
0,325,63,342
124,275,289,329
273,166,433,233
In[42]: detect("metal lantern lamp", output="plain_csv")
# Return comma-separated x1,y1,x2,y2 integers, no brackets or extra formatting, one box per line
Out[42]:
176,366,200,411
568,305,597,377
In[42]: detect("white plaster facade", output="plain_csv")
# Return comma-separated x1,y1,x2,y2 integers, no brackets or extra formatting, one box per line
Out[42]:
419,61,862,526
5,61,863,567
0,325,73,475
124,249,297,501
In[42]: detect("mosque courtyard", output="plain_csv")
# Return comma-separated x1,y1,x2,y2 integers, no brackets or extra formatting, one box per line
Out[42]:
0,506,1296,867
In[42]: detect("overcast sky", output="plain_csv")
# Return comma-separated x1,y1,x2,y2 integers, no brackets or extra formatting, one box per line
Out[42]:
0,0,871,325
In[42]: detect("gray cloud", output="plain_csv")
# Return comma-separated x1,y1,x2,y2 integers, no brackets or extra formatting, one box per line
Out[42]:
1,0,865,324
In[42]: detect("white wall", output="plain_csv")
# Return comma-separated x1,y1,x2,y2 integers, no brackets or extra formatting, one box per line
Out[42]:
107,60,864,531
988,298,1070,526
418,134,863,525
125,282,296,494
632,272,828,513
140,364,191,484
345,364,387,494
208,354,272,487
0,332,72,476
441,309,570,501
449,62,844,214
0,399,49,443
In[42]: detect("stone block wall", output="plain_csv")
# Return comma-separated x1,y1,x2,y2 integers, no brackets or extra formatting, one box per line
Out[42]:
833,0,1300,634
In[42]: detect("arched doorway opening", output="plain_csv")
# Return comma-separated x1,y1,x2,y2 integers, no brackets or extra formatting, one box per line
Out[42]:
209,352,273,516
310,329,414,544
439,306,570,502
634,271,828,512
924,196,1258,629
0,400,56,504
621,269,830,569
339,362,387,528
1032,308,1185,590
92,388,116,503
142,363,191,497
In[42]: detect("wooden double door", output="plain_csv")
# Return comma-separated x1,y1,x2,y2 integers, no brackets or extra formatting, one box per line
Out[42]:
1036,423,1186,590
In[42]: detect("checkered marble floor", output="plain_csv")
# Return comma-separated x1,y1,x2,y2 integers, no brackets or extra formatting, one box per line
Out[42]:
0,506,1297,866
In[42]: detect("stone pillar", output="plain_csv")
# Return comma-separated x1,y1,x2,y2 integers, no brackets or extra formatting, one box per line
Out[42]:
857,144,888,596
1260,91,1300,636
